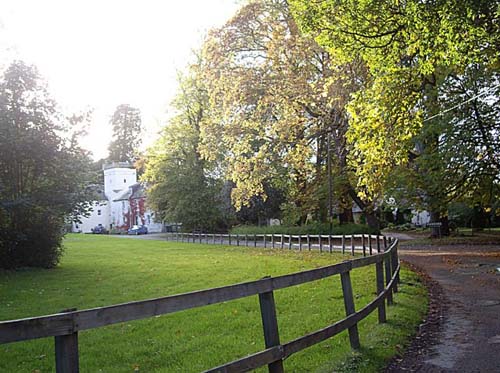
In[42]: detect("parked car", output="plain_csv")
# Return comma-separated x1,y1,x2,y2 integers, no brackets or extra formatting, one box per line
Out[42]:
91,224,108,234
128,225,148,235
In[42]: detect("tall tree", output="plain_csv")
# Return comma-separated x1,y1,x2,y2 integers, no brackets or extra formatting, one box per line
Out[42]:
290,0,500,229
143,62,231,232
0,61,94,268
200,0,378,226
108,104,142,163
388,65,500,227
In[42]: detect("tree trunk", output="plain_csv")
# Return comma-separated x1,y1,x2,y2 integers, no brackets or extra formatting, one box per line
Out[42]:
347,186,380,231
339,207,353,224
429,210,450,237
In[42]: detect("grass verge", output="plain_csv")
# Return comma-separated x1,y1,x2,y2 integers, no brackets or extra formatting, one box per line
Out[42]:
0,234,426,372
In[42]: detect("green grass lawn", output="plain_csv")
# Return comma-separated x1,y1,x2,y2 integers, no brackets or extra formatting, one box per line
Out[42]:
0,234,427,372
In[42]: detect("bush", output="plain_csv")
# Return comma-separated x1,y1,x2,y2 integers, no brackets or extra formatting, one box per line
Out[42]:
230,222,378,236
0,212,64,269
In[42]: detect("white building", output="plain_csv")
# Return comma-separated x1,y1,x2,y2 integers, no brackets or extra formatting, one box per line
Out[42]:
72,162,163,233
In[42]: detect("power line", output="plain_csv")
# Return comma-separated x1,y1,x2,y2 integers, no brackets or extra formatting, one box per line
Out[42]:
423,82,500,123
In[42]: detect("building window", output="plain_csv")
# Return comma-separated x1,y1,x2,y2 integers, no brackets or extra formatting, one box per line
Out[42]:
97,210,101,216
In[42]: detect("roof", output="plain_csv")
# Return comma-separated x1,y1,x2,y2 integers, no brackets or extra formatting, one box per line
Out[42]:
103,162,134,170
113,183,146,201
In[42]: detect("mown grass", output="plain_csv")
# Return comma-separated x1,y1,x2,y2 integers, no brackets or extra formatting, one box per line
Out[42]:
0,234,426,372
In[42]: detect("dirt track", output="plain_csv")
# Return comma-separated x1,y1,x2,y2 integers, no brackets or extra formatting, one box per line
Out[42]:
387,239,500,372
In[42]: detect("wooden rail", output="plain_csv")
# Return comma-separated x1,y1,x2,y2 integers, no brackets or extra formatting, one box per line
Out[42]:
0,235,400,373
170,232,386,257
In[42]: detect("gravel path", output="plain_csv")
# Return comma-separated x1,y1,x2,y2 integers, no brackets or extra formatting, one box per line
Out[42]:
387,240,500,372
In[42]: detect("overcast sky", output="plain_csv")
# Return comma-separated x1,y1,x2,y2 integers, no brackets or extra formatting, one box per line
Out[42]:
0,0,241,159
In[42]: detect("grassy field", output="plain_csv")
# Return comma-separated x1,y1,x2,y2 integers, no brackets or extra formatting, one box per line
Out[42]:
0,234,427,372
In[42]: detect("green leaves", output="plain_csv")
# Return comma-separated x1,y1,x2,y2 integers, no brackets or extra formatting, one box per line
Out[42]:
291,0,500,217
143,62,231,232
0,61,95,268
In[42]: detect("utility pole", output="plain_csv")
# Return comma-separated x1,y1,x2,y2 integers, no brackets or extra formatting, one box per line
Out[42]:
327,130,333,234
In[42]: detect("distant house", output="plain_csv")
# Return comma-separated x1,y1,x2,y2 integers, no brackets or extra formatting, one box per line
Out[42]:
72,162,163,233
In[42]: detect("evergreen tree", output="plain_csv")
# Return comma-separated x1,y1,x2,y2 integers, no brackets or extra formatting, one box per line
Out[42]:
108,104,142,163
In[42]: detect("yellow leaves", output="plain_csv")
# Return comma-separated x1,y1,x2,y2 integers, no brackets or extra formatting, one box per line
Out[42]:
344,71,423,200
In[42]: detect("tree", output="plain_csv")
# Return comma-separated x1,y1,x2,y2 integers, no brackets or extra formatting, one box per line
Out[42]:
290,0,500,231
387,65,500,231
0,61,95,268
200,0,379,227
143,62,230,232
108,104,142,163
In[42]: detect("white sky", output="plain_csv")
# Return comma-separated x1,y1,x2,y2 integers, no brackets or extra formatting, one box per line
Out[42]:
0,0,241,160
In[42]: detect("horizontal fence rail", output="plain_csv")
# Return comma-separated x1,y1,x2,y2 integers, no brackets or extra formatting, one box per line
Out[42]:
0,235,400,373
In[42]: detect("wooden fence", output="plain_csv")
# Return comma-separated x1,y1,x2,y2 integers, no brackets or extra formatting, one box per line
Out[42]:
164,232,388,256
0,235,400,373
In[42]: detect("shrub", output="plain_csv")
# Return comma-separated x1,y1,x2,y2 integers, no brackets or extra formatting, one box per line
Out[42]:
230,222,378,236
0,211,64,269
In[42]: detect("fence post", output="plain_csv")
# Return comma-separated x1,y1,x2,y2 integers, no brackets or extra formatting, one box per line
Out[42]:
55,308,79,373
351,236,354,256
264,234,267,248
340,271,360,350
319,235,322,252
376,261,387,323
391,245,399,292
236,234,240,247
272,234,275,249
258,286,285,373
288,235,292,250
245,234,248,247
384,255,393,305
298,235,302,251
281,234,284,250
199,233,202,244
362,235,366,257
254,234,257,248
341,235,345,254
328,234,332,253
369,235,373,255
377,236,381,253
307,234,311,251
383,236,387,250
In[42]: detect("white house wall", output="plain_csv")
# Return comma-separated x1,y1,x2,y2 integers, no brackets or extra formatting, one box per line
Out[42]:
110,199,130,230
411,210,431,226
72,201,110,233
104,167,137,201
144,209,163,233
